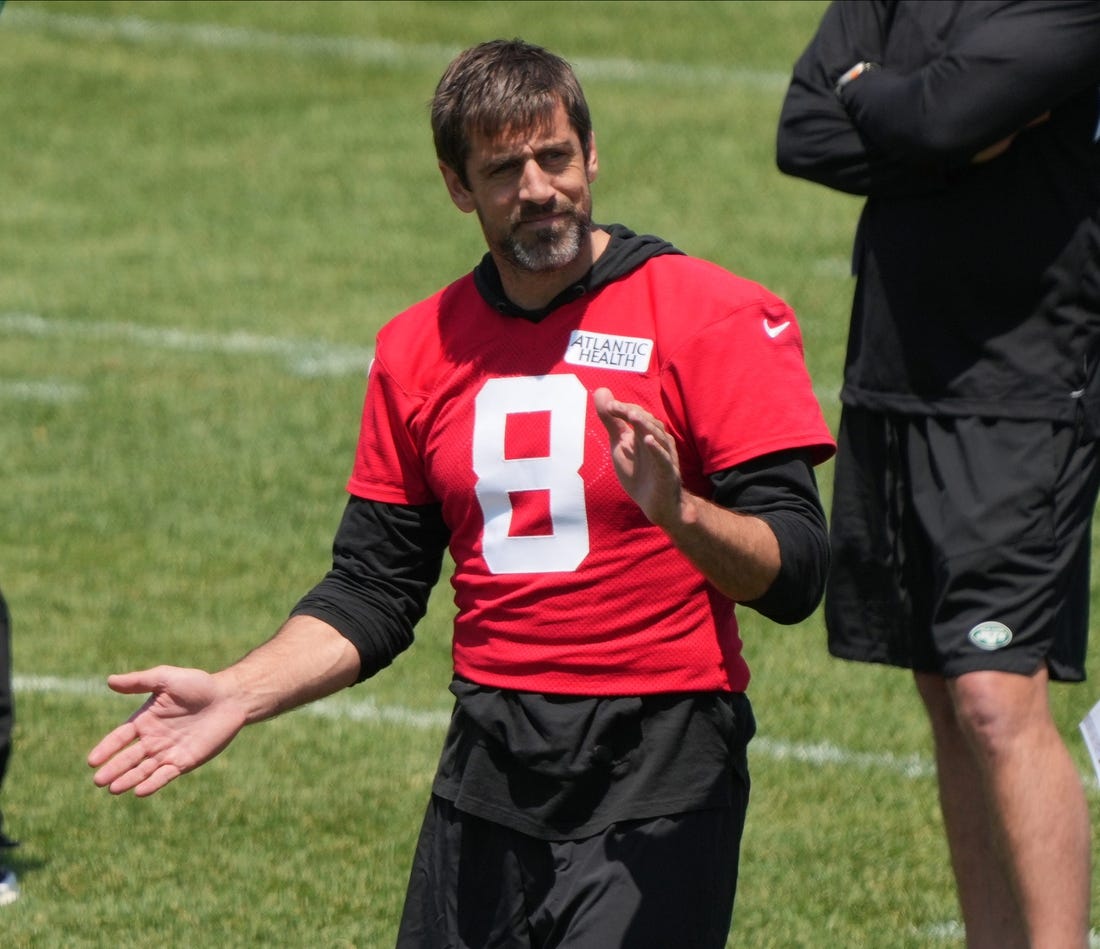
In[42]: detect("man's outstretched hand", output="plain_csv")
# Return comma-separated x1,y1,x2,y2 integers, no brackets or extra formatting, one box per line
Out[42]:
87,666,247,797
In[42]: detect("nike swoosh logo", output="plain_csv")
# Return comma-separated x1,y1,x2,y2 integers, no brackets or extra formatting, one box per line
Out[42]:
763,318,791,339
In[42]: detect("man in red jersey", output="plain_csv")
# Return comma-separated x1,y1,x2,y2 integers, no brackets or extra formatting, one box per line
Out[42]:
89,40,834,948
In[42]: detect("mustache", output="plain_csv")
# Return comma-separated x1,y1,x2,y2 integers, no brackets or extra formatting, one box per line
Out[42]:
516,199,569,223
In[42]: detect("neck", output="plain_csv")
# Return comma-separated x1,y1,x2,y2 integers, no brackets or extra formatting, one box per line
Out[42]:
494,228,610,311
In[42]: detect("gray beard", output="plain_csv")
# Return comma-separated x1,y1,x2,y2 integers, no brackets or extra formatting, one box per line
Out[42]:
501,213,590,273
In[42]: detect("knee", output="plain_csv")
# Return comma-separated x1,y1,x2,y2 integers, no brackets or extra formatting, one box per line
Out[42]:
948,671,1048,760
914,672,954,733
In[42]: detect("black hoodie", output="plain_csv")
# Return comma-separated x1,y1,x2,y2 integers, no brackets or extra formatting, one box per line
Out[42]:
777,0,1100,429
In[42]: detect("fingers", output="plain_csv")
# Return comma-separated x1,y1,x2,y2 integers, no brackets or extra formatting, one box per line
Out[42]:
91,738,151,792
87,721,139,769
88,670,172,793
640,427,676,469
101,753,181,797
88,666,220,797
133,763,184,798
592,387,628,440
111,755,181,797
593,387,665,435
593,386,679,480
88,671,158,780
592,386,614,415
105,668,166,695
89,725,185,796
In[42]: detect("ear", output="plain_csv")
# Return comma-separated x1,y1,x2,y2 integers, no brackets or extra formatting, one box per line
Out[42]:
439,162,476,214
585,132,599,184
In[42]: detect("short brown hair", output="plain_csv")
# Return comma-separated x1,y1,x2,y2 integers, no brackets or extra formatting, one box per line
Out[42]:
431,39,593,187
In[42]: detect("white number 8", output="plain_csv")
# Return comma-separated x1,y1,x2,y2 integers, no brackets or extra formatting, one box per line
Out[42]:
473,375,590,574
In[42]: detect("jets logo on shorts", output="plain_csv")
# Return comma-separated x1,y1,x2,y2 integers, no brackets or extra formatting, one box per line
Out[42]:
968,621,1013,651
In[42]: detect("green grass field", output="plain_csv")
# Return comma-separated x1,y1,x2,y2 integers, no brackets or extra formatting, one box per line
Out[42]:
0,1,1097,946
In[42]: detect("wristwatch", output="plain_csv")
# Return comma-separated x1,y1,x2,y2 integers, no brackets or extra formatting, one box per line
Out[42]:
834,61,877,97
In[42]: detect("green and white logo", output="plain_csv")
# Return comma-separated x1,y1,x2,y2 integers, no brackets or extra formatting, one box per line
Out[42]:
968,621,1013,651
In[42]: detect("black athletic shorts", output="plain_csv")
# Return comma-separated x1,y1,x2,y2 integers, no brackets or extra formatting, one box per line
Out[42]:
826,408,1100,680
394,798,744,949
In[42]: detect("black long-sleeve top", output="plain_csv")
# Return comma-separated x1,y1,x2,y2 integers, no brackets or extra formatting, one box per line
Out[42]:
777,0,1100,429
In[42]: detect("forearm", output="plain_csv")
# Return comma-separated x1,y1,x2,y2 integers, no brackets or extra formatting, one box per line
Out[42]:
842,69,1042,164
215,614,361,726
776,0,946,196
87,500,439,798
659,492,780,604
840,4,1100,162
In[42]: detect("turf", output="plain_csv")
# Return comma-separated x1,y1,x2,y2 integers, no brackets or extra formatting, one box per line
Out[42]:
0,2,1095,946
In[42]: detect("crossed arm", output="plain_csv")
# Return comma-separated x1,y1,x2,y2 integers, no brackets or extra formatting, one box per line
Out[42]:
776,0,1100,195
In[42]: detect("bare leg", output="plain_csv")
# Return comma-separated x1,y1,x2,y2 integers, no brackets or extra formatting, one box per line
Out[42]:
917,672,1025,947
915,668,1090,949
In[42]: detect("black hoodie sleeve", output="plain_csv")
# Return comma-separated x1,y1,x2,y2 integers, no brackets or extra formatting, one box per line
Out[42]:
778,1,1100,196
840,2,1100,164
290,497,449,683
710,449,829,625
776,0,942,196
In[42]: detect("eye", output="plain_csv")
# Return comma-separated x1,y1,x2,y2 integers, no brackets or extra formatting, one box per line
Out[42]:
487,159,522,179
539,149,572,170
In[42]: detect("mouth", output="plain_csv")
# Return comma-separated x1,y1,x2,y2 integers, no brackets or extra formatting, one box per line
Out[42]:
518,212,562,226
515,210,573,236
517,201,571,226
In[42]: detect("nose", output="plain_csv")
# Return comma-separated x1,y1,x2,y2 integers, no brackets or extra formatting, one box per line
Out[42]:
518,158,555,204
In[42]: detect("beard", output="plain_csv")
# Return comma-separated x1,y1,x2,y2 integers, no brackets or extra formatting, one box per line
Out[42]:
494,200,593,273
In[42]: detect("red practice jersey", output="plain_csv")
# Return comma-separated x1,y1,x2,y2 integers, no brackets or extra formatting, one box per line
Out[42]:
349,253,834,696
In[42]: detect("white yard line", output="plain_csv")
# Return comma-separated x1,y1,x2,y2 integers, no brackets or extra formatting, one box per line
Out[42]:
3,6,790,90
17,674,1099,944
0,312,372,379
0,8,817,395
0,379,85,403
752,735,933,779
4,673,942,781
0,312,844,400
19,672,1099,790
3,10,1088,942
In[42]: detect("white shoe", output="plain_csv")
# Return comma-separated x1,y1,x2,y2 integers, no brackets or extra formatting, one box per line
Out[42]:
0,868,18,906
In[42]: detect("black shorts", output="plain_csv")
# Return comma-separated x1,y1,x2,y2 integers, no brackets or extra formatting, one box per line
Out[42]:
394,797,744,949
826,408,1100,680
